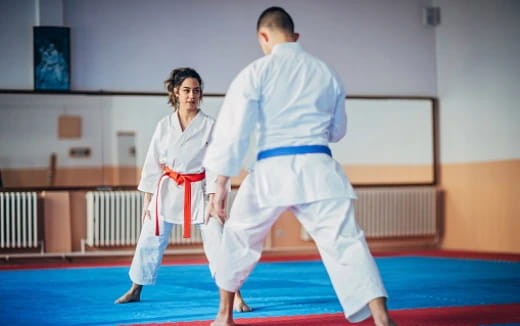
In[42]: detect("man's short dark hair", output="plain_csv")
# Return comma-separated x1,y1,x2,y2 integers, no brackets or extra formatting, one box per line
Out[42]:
257,7,294,34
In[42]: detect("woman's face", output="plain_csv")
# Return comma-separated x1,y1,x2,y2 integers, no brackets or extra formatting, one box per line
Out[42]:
175,77,201,112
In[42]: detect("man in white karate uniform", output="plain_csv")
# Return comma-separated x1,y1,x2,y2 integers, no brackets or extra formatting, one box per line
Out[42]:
203,7,397,326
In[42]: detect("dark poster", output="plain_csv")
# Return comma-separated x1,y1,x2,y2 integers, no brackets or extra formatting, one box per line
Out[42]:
33,26,70,91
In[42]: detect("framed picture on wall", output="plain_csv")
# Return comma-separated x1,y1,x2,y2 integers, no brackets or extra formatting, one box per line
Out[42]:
33,26,71,91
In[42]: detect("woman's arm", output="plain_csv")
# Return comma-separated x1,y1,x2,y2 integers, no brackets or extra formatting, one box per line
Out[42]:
142,192,153,220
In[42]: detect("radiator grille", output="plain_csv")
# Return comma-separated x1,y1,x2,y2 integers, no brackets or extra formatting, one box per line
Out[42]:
301,187,439,240
86,191,202,247
355,187,438,238
0,192,39,248
85,187,436,247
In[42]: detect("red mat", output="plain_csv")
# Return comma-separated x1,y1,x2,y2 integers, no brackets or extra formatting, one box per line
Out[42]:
128,303,520,326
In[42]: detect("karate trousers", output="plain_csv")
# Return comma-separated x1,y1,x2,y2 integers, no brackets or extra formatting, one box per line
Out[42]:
129,216,223,285
214,175,388,323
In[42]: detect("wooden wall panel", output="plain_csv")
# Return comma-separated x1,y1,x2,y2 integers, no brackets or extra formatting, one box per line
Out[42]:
440,159,520,253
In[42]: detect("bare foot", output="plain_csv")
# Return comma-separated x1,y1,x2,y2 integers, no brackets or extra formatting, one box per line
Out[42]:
211,289,237,325
114,284,142,304
210,315,236,326
368,297,397,326
234,299,252,312
373,317,398,326
372,310,398,326
233,290,252,313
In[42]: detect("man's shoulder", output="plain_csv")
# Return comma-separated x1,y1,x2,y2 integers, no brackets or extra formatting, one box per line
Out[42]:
303,51,340,77
303,51,345,92
230,55,273,88
241,55,273,75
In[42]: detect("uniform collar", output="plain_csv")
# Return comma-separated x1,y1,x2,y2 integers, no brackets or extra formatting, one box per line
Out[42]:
271,42,301,54
172,109,201,133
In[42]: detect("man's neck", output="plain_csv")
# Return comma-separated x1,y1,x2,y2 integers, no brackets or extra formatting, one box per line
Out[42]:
265,30,298,54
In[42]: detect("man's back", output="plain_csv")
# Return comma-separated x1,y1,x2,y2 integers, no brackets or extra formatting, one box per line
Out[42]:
206,42,354,207
242,42,346,151
219,43,353,207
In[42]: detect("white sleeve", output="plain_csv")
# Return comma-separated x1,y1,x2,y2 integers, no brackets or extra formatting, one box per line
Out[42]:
328,74,347,143
203,168,231,194
205,168,217,194
137,122,163,193
203,65,260,176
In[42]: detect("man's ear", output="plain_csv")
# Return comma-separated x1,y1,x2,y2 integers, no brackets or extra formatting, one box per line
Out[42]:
258,31,269,44
293,33,300,42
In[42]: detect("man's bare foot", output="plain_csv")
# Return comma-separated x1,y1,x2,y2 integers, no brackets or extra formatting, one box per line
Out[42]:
233,290,252,312
373,316,398,326
211,289,236,326
209,316,236,326
368,297,398,326
114,284,142,304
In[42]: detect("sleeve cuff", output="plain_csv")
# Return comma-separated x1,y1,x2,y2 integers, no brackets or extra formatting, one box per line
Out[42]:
203,160,241,178
138,181,156,194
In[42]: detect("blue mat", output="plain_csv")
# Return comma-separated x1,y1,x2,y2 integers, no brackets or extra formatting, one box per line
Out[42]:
0,256,519,326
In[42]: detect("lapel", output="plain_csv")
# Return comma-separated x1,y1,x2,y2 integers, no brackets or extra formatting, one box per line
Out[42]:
182,111,204,144
166,111,207,166
173,110,204,146
166,112,186,166
169,112,183,145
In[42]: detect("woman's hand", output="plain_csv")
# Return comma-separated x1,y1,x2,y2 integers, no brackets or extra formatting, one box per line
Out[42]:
142,192,152,220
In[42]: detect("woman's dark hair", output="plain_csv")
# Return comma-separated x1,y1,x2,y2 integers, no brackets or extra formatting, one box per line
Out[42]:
164,67,203,109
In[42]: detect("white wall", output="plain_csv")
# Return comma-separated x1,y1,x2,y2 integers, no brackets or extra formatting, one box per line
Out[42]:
0,0,35,89
435,0,520,163
332,99,433,165
38,0,63,26
0,94,169,169
4,0,518,168
0,0,436,96
0,94,103,168
0,94,433,170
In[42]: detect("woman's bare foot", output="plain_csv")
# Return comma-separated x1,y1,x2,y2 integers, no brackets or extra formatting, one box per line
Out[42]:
114,283,142,304
233,290,252,312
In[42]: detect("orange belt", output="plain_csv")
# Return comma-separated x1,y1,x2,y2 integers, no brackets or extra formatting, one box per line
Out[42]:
155,167,206,238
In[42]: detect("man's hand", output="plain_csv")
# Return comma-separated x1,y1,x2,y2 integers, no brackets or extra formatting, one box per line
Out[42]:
205,193,218,224
205,176,229,225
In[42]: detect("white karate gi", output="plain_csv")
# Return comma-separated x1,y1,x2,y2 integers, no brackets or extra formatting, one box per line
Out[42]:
203,42,388,322
129,110,223,285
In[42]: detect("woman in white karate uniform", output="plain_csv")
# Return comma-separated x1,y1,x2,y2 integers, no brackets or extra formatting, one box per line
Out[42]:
115,67,251,312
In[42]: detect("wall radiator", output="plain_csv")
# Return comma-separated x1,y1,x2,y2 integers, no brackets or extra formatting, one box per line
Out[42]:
302,187,439,240
0,192,39,248
86,191,202,247
86,187,438,247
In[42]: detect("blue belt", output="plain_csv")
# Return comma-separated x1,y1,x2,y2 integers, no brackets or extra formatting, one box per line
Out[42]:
257,145,332,161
